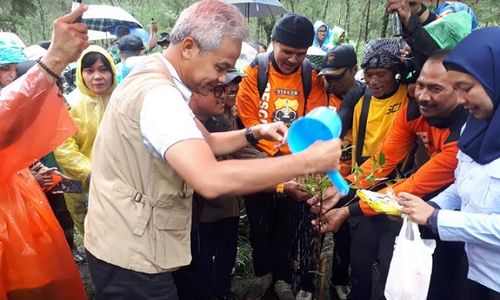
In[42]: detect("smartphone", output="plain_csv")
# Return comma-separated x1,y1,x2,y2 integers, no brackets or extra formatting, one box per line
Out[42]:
53,178,83,193
72,0,83,24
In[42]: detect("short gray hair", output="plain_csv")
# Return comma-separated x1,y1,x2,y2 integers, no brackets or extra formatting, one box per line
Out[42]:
170,0,249,53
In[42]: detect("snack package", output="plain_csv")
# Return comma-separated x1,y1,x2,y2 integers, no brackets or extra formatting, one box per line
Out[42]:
357,189,402,216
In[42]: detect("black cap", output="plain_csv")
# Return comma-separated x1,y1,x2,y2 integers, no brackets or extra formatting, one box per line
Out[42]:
319,45,357,77
272,14,314,49
225,69,246,84
118,35,144,52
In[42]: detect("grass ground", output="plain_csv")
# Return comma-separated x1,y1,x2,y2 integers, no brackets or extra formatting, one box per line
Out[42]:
75,225,339,300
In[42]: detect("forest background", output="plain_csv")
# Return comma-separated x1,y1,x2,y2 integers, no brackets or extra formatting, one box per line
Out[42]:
2,0,499,55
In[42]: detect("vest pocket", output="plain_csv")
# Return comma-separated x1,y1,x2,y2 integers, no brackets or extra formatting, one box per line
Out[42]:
152,207,191,268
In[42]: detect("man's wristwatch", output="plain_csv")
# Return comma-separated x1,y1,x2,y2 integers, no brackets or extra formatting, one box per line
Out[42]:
245,127,259,147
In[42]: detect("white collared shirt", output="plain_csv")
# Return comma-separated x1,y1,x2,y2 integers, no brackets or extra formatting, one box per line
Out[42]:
140,56,203,160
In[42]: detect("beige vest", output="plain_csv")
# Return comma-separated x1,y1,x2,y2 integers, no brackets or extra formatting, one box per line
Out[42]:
84,54,194,274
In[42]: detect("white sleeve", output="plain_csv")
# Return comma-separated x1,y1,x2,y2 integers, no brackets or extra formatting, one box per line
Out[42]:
140,85,203,159
437,210,500,246
429,182,462,210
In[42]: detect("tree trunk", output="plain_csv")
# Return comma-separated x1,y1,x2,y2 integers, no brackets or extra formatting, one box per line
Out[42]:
344,0,351,33
35,0,48,41
363,0,372,42
315,256,327,300
322,0,330,21
286,0,296,13
381,11,389,38
29,29,34,45
355,1,370,53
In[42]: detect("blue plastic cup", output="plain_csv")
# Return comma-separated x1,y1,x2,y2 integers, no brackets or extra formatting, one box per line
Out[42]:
288,106,350,196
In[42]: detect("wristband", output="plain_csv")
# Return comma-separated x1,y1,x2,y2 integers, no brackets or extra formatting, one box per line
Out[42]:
245,127,259,147
36,57,63,96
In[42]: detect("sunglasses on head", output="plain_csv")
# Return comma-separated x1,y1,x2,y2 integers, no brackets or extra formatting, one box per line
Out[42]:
213,83,239,98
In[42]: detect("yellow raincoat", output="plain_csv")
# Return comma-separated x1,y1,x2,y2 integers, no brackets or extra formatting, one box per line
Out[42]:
54,45,116,233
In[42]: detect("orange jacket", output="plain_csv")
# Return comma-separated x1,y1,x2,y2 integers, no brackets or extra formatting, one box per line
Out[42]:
236,55,327,156
0,66,85,298
347,101,468,216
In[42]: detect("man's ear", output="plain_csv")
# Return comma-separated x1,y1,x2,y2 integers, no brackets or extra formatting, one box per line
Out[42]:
180,37,199,60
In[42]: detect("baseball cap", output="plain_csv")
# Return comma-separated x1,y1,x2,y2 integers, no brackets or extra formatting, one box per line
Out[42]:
118,35,144,52
225,69,246,84
319,44,357,77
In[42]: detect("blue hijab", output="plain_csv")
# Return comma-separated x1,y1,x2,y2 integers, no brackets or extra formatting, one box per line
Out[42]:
443,27,500,165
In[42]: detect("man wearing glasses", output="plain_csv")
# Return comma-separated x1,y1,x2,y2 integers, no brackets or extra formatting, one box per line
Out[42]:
175,70,244,300
319,45,364,112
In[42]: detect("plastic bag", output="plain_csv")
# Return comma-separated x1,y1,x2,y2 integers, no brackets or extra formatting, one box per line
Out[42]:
0,67,85,299
384,216,436,300
424,11,472,49
357,189,402,216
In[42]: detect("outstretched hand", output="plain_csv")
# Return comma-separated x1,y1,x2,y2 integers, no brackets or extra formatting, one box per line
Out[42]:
300,139,342,175
307,185,344,214
251,121,288,147
312,206,350,233
283,180,311,201
397,192,435,225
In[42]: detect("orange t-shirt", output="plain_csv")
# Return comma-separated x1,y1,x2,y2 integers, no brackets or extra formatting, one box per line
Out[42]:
348,101,468,216
236,57,327,156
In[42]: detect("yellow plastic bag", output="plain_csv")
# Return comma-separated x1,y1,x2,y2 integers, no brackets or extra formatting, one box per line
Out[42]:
356,189,402,216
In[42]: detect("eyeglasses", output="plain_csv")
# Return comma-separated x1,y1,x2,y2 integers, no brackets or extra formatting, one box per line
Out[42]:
213,83,239,98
